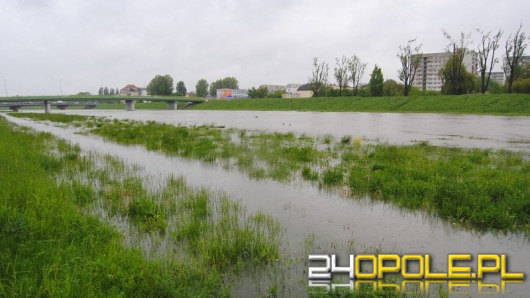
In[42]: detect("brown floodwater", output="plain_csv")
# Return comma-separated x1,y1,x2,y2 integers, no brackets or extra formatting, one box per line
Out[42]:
3,112,530,297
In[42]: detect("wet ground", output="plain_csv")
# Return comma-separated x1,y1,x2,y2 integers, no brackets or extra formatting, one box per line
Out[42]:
4,112,530,297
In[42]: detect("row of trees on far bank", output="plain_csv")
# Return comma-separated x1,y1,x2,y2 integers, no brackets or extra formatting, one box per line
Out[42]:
145,75,240,97
310,25,529,97
137,25,528,98
98,87,120,95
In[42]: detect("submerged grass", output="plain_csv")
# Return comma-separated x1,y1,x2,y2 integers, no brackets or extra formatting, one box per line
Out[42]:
0,116,281,296
12,113,530,236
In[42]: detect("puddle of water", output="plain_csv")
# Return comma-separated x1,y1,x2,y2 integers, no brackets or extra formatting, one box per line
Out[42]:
4,114,529,297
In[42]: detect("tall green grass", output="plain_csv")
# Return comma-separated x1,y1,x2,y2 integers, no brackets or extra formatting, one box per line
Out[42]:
0,117,281,296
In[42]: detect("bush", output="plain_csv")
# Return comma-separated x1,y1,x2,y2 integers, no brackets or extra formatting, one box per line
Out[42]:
512,79,530,94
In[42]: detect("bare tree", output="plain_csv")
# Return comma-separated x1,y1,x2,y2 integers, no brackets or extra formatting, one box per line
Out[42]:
348,55,366,96
334,56,350,96
442,30,473,95
476,29,502,94
309,57,329,97
504,25,528,93
397,38,422,96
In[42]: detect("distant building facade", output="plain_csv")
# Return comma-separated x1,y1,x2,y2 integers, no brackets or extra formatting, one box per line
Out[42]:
489,72,506,85
216,88,248,99
120,84,146,96
295,84,314,98
260,84,286,93
412,51,478,91
285,84,301,95
502,55,530,76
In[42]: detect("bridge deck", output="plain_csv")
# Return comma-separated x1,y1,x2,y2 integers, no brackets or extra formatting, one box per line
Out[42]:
0,96,205,103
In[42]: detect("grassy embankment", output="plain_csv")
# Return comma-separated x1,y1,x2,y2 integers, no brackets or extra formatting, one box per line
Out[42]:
0,116,281,296
14,113,530,236
192,94,530,116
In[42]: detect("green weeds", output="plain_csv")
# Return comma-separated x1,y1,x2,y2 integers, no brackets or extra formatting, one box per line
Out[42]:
12,113,530,235
0,117,281,296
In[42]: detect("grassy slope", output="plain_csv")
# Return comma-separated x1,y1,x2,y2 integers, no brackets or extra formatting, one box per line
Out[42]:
0,119,212,296
192,94,530,115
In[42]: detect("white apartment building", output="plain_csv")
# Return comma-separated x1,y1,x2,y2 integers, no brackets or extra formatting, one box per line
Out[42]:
503,55,530,73
285,83,301,95
412,51,478,91
489,72,506,85
260,84,286,93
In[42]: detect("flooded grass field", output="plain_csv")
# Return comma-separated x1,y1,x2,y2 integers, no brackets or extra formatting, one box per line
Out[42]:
2,111,530,297
0,117,281,296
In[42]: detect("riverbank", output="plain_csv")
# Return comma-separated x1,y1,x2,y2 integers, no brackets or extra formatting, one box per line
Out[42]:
11,113,530,236
0,116,281,296
192,94,530,116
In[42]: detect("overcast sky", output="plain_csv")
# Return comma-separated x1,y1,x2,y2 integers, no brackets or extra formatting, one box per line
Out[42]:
1,0,529,96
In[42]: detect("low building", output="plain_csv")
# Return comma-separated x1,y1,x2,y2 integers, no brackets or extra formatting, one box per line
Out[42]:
260,84,286,93
216,88,248,99
285,83,301,95
281,84,315,98
120,84,143,96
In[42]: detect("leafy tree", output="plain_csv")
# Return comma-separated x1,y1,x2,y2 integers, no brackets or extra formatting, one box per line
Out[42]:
397,38,422,96
484,78,504,94
98,87,103,96
520,63,530,79
110,88,115,95
267,90,285,98
176,81,187,96
247,86,269,98
504,25,528,93
512,79,530,93
334,56,349,96
368,65,384,97
195,79,209,97
104,87,109,95
309,57,329,97
476,29,502,94
348,55,366,96
116,88,120,95
442,30,473,95
383,79,404,96
147,74,174,96
440,57,476,95
209,77,239,97
323,87,353,97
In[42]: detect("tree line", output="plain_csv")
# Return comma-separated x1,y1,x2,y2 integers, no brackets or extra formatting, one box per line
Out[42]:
98,87,120,96
310,25,529,97
127,25,528,98
144,75,240,97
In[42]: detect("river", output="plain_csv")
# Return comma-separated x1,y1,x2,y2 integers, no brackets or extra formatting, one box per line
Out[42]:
4,111,530,297
56,109,530,151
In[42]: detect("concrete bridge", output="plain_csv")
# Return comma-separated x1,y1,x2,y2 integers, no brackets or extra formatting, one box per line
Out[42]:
0,101,98,111
0,96,205,113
